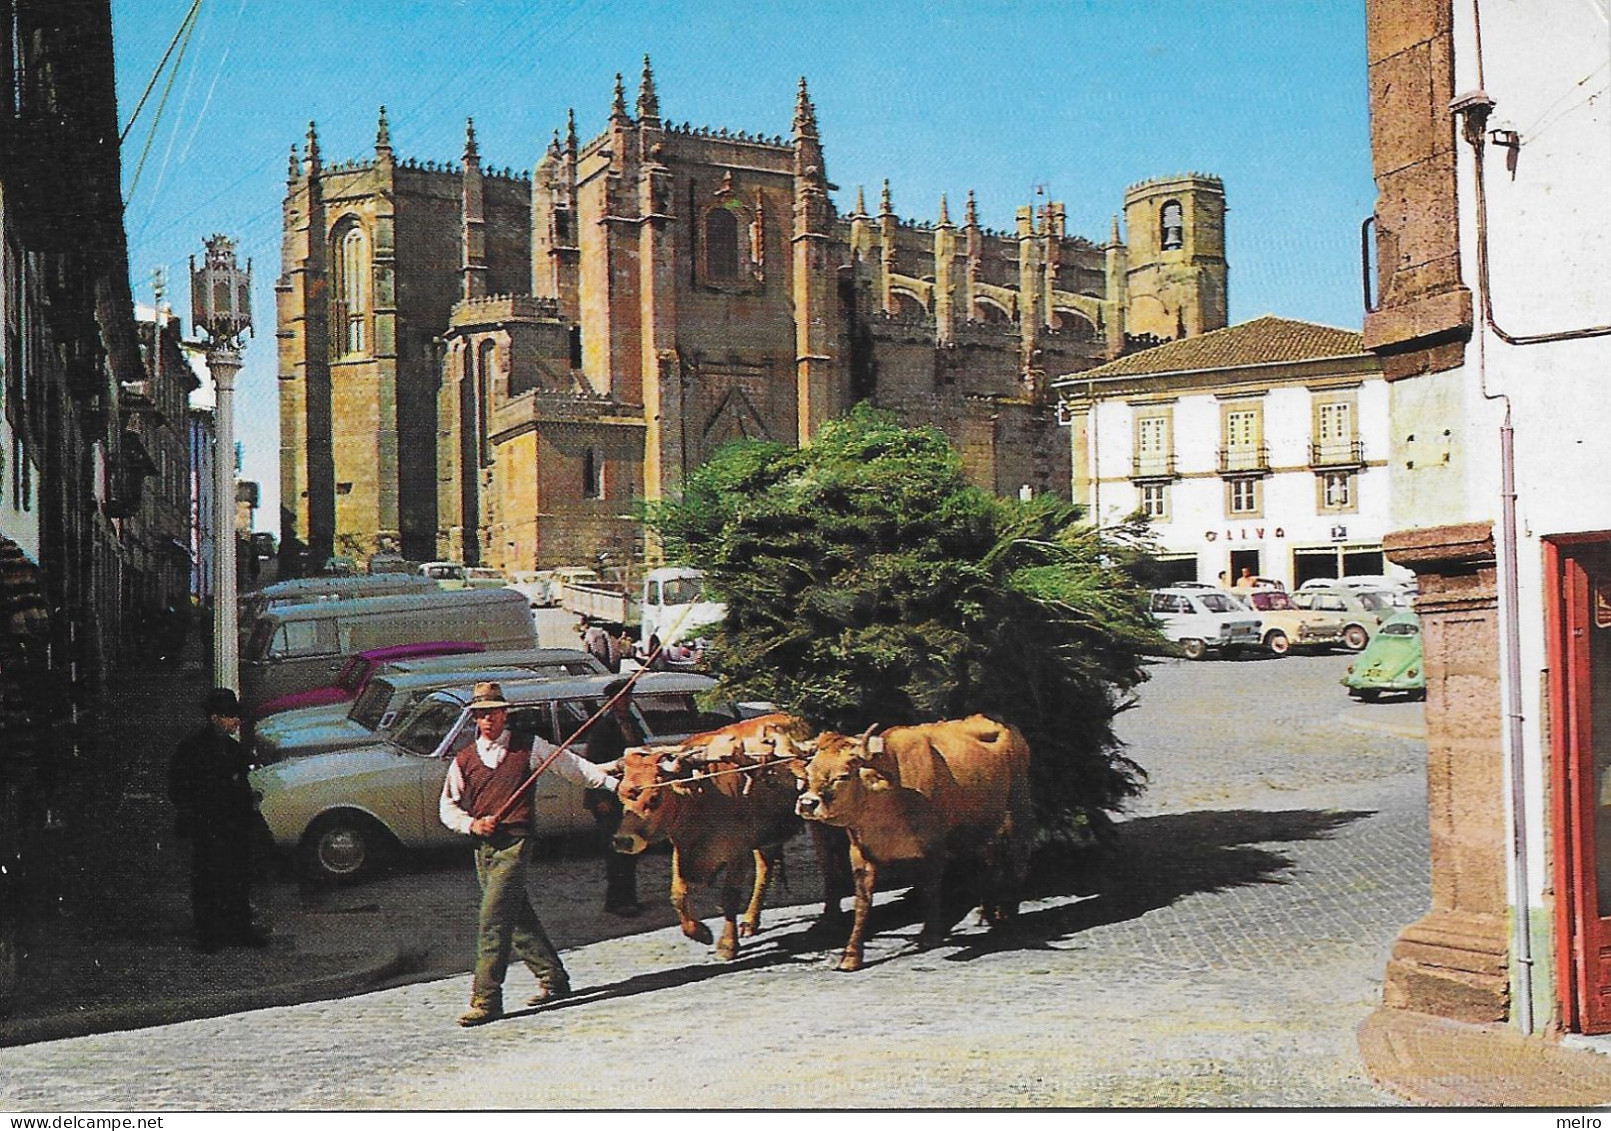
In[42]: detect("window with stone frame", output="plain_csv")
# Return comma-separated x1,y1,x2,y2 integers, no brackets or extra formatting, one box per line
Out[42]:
1227,476,1261,517
1319,470,1355,511
705,206,740,282
330,220,369,358
1139,481,1168,520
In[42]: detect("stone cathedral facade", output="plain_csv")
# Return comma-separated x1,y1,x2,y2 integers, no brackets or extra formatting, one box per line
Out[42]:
276,61,1227,572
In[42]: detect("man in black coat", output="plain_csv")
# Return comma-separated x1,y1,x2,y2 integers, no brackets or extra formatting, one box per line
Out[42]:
168,688,269,952
585,677,643,916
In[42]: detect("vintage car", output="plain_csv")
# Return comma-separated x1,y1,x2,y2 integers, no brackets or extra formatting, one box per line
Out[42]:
250,640,486,719
1236,589,1347,655
251,649,608,764
1148,587,1263,660
1342,611,1425,700
1288,585,1397,651
250,671,736,882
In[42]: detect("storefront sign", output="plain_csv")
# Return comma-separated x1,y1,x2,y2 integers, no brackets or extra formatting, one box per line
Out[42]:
1203,527,1285,543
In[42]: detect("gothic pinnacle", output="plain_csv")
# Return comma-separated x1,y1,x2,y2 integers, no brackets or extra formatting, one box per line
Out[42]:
880,178,892,216
287,143,299,179
854,184,867,216
1110,214,1121,246
938,194,951,226
464,117,479,165
965,190,978,227
792,75,819,137
610,72,629,122
566,108,578,152
375,105,391,153
304,121,320,172
636,55,659,121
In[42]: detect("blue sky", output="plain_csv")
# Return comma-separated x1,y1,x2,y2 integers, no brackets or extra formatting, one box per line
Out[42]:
109,0,1374,534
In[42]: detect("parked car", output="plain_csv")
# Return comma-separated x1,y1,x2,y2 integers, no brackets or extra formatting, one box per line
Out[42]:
251,671,736,881
1288,585,1397,651
252,649,608,765
1148,587,1263,660
251,641,487,719
463,567,508,590
418,561,468,590
1342,611,1425,700
1235,589,1347,655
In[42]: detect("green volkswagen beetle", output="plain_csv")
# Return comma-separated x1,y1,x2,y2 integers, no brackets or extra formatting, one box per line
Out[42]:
1341,610,1425,700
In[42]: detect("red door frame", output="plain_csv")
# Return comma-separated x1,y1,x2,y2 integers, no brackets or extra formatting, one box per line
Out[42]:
1546,532,1611,1033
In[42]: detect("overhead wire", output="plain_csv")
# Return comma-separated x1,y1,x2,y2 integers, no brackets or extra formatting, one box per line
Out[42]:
119,0,202,144
125,0,202,204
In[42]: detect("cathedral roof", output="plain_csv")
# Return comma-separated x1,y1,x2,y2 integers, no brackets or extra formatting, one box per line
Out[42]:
1076,315,1366,379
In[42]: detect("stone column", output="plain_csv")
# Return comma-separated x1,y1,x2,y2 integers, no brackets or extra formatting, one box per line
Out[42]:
1380,520,1510,1022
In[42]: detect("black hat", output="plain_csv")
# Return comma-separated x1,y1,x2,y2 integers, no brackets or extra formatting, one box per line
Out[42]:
203,688,242,717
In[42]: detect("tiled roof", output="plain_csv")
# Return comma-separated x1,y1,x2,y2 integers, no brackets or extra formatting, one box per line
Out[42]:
1069,315,1366,379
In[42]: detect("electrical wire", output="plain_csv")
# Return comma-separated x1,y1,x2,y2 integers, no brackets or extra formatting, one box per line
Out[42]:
119,0,202,144
125,2,201,205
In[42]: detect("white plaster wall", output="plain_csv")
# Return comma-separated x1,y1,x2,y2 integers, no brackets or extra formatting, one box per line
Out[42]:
1442,0,1611,927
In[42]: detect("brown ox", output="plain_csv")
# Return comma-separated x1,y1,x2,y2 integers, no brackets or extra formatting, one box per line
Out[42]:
794,715,1033,971
614,713,847,960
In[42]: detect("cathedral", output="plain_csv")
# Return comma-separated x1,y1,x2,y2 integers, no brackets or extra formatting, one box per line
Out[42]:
276,60,1227,572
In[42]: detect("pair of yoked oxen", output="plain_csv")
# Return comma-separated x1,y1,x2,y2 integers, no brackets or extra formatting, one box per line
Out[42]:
610,712,1033,972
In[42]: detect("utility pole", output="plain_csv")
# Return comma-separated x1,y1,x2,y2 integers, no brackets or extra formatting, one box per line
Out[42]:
190,235,252,692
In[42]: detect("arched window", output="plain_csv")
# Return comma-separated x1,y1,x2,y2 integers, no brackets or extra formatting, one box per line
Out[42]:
331,221,369,356
1160,200,1184,251
705,207,740,282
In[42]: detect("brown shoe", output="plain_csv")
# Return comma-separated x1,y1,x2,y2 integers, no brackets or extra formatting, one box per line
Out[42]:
525,983,572,1007
457,997,503,1027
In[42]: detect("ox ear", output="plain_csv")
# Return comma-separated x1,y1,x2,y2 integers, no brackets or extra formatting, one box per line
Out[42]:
857,766,891,792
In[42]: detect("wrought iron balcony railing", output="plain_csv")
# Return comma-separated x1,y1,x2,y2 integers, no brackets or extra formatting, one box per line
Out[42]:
1309,439,1365,468
1217,444,1269,475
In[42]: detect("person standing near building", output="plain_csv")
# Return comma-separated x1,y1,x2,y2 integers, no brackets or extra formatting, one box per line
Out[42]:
584,677,645,917
167,688,268,953
439,681,622,1027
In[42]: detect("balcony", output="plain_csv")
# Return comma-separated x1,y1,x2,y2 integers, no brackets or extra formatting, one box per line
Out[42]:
1310,439,1365,469
1130,452,1177,481
1217,444,1269,476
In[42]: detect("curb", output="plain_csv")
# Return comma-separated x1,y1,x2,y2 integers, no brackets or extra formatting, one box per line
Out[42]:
0,945,421,1049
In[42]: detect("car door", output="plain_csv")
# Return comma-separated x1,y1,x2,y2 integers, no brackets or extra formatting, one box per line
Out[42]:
535,697,605,837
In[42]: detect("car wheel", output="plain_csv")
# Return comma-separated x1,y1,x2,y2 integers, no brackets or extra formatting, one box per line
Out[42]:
301,814,389,884
1349,688,1381,701
1410,688,1427,702
1263,631,1291,657
1342,624,1370,651
1179,638,1208,661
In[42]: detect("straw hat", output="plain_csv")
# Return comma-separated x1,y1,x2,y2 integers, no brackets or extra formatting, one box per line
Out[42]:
468,681,511,711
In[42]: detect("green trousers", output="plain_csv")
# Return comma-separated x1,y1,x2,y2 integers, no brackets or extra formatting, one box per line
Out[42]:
471,836,567,1004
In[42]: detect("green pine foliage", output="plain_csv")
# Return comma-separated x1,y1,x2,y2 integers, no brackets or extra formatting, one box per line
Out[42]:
645,405,1163,847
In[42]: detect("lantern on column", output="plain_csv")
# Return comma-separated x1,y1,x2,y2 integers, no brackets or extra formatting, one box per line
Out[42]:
190,234,253,346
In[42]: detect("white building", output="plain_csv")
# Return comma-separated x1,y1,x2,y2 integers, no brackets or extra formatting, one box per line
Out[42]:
1360,0,1611,1052
1051,316,1401,590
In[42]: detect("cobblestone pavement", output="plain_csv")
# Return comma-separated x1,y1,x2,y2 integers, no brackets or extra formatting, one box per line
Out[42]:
0,651,1429,1109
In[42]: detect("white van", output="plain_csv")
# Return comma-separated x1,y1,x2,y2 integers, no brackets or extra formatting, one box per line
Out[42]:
240,587,537,714
640,566,725,645
1149,587,1263,660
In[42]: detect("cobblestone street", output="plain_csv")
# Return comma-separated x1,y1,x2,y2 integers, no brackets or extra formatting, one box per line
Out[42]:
0,650,1429,1108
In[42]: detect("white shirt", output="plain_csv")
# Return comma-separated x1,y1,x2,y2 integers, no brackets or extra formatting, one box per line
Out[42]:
438,727,620,835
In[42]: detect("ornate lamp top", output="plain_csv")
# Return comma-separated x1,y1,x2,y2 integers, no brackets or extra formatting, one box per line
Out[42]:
190,234,252,347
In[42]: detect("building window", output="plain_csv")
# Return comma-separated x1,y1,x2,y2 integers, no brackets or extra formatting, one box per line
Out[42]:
1320,470,1354,510
1139,482,1168,519
582,446,602,499
568,325,582,369
1219,402,1266,474
1227,477,1260,516
1134,414,1172,477
476,340,496,466
1311,397,1360,466
1160,200,1184,251
705,207,740,282
331,221,368,357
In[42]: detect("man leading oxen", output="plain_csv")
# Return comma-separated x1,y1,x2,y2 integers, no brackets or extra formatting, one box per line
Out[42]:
613,713,850,960
794,714,1033,972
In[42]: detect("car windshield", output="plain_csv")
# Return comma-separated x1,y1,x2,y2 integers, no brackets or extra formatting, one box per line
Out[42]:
1194,592,1242,613
1358,591,1395,611
1250,591,1294,611
1380,620,1420,636
660,577,705,605
391,698,466,757
348,680,398,731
